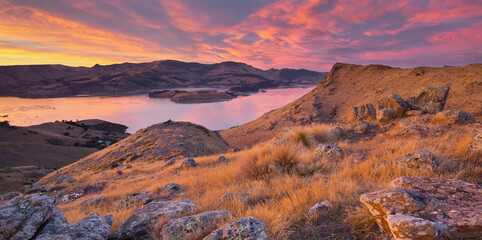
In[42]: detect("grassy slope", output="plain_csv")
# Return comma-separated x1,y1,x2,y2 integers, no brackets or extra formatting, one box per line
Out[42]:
40,122,481,239
220,63,482,148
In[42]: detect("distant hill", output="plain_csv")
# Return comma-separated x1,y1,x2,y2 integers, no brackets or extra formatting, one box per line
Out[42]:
0,60,326,98
220,63,482,147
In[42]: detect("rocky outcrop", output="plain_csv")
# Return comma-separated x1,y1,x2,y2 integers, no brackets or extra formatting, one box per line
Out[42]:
164,183,184,196
307,201,331,222
433,110,476,124
314,144,343,160
36,214,113,240
394,149,437,171
360,176,482,239
115,191,154,212
406,85,450,113
160,210,232,240
204,217,269,240
376,94,409,122
347,104,376,123
110,199,199,240
0,194,55,240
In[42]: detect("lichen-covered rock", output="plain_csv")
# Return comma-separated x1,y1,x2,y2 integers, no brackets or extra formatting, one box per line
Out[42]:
0,194,55,240
0,191,19,203
35,207,68,237
406,85,450,113
115,191,154,212
80,196,110,212
376,94,409,120
21,183,46,195
216,193,250,205
314,144,343,160
361,177,482,239
164,183,184,196
394,149,437,171
160,210,232,240
386,214,437,240
36,214,113,240
360,187,424,232
306,200,331,222
347,103,376,123
376,108,400,122
469,133,482,152
203,217,269,240
350,121,378,134
110,199,199,240
181,157,198,168
433,110,476,124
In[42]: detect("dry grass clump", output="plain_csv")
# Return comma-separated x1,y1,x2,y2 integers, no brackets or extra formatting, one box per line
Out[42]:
54,122,481,239
280,124,338,148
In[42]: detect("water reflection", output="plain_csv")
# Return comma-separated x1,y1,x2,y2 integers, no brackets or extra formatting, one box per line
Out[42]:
0,87,314,133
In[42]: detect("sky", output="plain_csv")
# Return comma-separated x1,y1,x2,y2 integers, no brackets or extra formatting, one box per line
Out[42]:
0,0,481,71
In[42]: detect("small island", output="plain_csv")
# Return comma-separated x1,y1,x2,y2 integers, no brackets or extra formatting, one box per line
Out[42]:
148,90,237,103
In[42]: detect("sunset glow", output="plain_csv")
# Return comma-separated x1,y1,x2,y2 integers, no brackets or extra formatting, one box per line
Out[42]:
1,0,481,71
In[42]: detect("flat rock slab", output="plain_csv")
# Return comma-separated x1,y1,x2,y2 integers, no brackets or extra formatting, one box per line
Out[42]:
361,176,482,239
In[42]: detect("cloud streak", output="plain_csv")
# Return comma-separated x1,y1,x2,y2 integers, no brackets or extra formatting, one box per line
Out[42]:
1,0,481,71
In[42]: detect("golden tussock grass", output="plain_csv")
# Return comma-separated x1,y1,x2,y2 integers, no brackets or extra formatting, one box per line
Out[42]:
56,122,481,239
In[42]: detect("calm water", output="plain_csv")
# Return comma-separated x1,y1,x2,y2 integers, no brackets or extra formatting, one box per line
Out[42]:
0,87,314,133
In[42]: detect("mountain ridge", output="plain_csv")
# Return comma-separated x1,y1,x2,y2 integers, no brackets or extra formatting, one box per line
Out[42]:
0,60,326,98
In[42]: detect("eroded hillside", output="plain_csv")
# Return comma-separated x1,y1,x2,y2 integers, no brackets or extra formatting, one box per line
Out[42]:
220,63,482,147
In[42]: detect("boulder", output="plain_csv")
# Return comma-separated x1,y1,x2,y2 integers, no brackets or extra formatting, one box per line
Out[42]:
181,157,198,168
386,214,437,240
347,103,376,123
36,214,113,240
115,191,154,212
82,182,106,195
306,200,331,222
394,149,437,171
406,85,450,113
21,183,46,195
361,177,482,239
218,155,229,163
35,207,68,237
0,194,55,240
376,108,399,122
164,183,184,196
350,121,378,134
314,144,343,160
376,94,409,121
110,199,199,240
469,133,482,152
80,196,110,212
160,210,232,240
399,124,429,135
203,217,269,240
405,110,423,116
216,193,250,205
433,110,476,124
